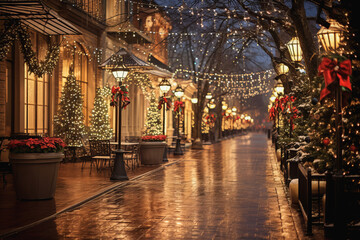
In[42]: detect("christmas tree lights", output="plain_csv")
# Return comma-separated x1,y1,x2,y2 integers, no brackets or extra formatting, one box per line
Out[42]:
89,87,113,140
144,92,163,136
53,67,86,147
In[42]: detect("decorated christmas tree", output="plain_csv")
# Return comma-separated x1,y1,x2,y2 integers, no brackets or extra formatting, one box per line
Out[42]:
144,92,163,136
53,66,86,147
89,87,113,140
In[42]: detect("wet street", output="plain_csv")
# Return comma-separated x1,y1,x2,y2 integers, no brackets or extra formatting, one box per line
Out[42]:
6,133,300,239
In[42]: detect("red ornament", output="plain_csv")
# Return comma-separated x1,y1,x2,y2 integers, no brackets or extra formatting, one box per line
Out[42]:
323,137,330,146
349,144,357,152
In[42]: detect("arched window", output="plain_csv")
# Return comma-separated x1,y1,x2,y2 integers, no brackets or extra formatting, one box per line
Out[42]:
61,42,89,125
24,31,50,135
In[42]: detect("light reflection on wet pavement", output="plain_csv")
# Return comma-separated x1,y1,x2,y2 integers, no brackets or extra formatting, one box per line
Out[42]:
6,133,300,239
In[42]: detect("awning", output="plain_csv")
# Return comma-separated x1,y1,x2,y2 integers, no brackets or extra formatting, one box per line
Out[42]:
146,54,173,77
107,21,152,44
0,0,81,35
100,48,173,78
99,48,149,70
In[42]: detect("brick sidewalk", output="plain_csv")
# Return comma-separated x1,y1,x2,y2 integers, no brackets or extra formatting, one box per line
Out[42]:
2,133,327,240
0,151,185,237
2,133,326,239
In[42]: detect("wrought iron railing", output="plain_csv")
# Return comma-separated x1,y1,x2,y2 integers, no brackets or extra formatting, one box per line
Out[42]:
61,0,105,22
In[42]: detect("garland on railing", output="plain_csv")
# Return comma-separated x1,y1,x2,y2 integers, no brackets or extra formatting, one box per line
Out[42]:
110,85,131,109
0,20,60,77
158,97,171,110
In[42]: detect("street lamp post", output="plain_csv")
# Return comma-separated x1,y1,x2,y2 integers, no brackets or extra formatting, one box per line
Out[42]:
207,99,216,142
221,102,228,138
159,78,171,162
174,85,184,155
232,107,237,135
110,68,129,181
317,19,345,237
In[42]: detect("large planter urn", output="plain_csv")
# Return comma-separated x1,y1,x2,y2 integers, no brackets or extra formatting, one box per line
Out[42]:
9,152,64,200
140,142,166,165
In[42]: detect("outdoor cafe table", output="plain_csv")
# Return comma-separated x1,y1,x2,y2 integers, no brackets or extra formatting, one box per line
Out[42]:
110,142,139,148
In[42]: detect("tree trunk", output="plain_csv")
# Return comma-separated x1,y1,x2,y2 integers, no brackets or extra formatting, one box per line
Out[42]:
290,0,318,80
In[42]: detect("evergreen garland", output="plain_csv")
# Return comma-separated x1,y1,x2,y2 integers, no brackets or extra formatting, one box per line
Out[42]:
0,20,59,77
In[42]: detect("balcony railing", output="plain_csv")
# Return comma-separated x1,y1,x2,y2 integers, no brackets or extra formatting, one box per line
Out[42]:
61,0,105,22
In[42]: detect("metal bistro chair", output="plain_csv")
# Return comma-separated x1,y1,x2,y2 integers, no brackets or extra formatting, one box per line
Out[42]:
124,136,141,170
88,140,114,172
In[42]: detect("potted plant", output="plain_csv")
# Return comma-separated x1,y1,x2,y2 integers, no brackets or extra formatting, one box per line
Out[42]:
140,135,167,165
8,137,66,200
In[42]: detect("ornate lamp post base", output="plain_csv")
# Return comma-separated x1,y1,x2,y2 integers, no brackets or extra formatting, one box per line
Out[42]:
163,145,169,162
110,149,129,180
174,137,183,155
192,138,203,149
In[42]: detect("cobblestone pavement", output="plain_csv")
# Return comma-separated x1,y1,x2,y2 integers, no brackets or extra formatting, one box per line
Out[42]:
5,133,303,240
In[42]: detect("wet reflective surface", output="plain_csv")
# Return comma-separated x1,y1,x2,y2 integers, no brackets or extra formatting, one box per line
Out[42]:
6,133,302,239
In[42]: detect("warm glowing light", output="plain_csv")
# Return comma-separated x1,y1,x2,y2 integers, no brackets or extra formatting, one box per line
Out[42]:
112,69,129,82
286,37,303,62
275,80,284,95
276,63,289,75
270,95,276,103
159,78,171,93
191,97,198,104
174,85,184,98
317,19,344,53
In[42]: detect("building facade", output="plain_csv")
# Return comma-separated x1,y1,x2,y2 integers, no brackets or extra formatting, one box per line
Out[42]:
0,0,196,152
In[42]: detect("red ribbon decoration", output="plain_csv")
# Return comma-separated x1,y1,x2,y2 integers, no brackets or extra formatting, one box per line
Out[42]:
111,85,130,109
158,97,171,110
205,114,216,125
269,106,276,121
318,57,352,105
174,100,184,113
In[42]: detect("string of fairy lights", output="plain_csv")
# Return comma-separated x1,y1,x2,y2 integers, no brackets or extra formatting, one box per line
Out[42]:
51,0,280,101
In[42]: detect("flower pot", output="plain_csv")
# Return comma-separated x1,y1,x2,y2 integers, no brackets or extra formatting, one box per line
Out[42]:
9,152,64,200
140,142,166,165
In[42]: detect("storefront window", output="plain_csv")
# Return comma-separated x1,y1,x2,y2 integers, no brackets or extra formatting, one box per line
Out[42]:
24,32,49,135
62,42,89,125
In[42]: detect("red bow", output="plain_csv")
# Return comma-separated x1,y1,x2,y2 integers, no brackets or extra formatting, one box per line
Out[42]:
205,114,216,125
318,57,352,104
111,85,130,109
158,97,171,110
174,101,184,113
269,106,276,121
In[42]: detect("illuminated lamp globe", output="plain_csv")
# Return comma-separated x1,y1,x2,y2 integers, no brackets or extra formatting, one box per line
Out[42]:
159,78,171,94
276,63,289,75
112,68,129,82
270,95,276,103
286,37,303,62
205,92,212,100
275,80,284,95
232,107,237,112
208,101,216,109
222,104,228,110
174,85,184,98
191,97,198,104
232,112,236,116
317,19,344,53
